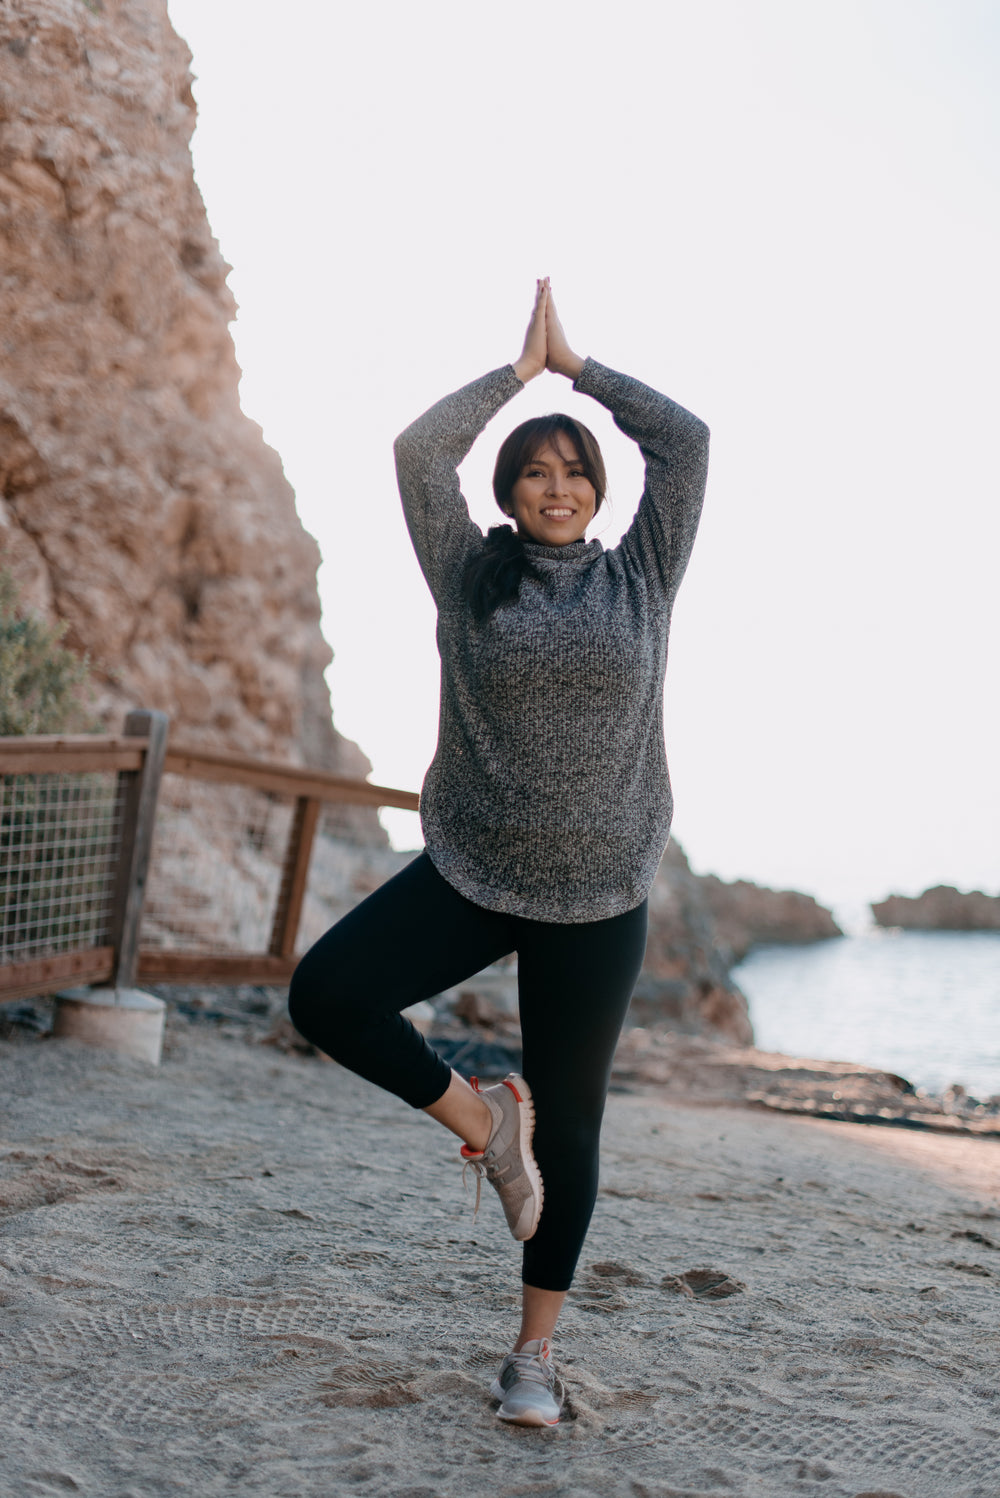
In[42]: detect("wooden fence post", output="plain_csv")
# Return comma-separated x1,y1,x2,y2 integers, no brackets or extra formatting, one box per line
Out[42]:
268,795,321,960
109,709,169,990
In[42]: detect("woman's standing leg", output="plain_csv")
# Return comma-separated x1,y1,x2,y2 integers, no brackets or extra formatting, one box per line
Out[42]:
514,899,649,1341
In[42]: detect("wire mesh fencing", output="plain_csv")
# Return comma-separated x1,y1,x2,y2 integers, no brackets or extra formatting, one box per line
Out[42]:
139,773,416,958
1,720,421,997
0,771,122,964
139,776,295,955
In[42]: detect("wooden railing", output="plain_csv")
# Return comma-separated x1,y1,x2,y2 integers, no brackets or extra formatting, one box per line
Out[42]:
0,711,418,1003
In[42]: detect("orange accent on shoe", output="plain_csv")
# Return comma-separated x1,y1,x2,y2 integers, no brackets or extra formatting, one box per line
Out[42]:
460,1144,484,1159
470,1077,481,1093
502,1077,524,1104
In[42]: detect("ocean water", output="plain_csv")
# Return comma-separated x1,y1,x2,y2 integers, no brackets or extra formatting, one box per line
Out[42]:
732,928,1000,1100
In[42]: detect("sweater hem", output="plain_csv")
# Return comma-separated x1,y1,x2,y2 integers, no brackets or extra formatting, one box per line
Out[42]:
422,840,655,926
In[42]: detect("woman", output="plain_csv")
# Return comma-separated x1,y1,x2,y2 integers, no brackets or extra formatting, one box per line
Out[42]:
289,279,709,1426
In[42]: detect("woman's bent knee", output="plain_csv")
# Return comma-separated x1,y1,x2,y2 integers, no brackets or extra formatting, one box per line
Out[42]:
287,949,339,1044
287,949,388,1071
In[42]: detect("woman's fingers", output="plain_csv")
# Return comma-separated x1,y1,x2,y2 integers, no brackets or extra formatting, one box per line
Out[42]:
512,278,550,384
545,285,567,352
545,284,585,380
529,277,549,335
514,277,582,382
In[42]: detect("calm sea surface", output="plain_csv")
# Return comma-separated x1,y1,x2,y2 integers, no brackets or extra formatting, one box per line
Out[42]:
732,929,1000,1099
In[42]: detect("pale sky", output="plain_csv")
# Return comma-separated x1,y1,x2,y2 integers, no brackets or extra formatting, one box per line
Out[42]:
166,0,999,918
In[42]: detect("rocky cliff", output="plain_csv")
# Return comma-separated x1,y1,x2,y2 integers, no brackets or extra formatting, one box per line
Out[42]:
637,841,754,1043
872,886,1000,932
0,0,380,838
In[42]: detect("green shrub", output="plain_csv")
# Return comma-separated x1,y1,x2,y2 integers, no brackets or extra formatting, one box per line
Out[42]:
1,574,111,959
0,570,96,735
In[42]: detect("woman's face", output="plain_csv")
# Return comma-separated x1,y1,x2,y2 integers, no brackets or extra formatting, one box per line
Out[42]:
505,439,597,547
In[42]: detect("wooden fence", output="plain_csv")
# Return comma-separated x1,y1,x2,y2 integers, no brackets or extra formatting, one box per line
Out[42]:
0,709,418,1004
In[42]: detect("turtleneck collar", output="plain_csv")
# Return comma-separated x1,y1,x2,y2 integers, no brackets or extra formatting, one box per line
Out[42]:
521,537,604,566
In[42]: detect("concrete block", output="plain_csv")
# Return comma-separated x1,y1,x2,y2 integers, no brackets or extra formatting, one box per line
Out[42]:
54,987,166,1065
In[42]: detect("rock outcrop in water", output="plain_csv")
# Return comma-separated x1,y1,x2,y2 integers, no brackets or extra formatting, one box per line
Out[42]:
632,849,842,1043
697,873,842,962
0,0,379,839
872,886,1000,931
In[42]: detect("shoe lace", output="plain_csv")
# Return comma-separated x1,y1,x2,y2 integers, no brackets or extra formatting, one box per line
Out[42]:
461,1153,510,1221
501,1350,563,1403
506,1353,551,1387
461,1157,485,1221
460,1082,511,1222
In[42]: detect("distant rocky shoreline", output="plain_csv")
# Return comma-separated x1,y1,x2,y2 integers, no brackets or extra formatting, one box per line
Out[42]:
872,884,1000,931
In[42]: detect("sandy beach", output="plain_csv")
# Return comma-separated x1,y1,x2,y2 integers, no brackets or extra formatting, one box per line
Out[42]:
2,1012,998,1498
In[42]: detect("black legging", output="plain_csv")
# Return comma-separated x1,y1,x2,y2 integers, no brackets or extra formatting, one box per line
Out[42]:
288,852,647,1292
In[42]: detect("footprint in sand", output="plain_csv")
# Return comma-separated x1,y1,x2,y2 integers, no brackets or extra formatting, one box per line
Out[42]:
575,1259,650,1312
951,1227,998,1248
319,1360,485,1411
561,1371,659,1432
587,1259,650,1286
0,1148,148,1216
319,1359,423,1409
660,1267,746,1299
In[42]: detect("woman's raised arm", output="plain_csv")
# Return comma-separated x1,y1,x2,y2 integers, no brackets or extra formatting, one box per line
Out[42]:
533,280,709,601
394,283,555,603
576,357,710,606
394,366,522,606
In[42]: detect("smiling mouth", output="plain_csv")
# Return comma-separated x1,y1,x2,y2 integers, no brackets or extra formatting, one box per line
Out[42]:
540,507,575,518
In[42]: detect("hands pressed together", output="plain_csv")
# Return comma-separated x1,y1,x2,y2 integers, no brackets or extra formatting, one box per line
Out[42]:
512,278,585,385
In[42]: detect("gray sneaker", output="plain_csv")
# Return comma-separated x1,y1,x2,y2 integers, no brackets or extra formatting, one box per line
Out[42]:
490,1337,563,1426
460,1074,543,1242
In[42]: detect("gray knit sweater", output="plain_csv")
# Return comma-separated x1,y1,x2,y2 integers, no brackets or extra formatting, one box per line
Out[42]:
393,357,709,923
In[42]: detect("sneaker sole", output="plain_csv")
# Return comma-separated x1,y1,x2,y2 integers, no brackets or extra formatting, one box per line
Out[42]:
495,1406,560,1427
503,1074,544,1242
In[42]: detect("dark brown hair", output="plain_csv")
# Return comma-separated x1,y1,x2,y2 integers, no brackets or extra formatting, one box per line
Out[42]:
463,416,608,625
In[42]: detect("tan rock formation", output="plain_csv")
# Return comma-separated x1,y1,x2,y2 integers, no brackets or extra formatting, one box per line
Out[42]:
872,886,1000,932
0,0,381,840
631,849,841,1044
637,841,754,1045
698,873,842,963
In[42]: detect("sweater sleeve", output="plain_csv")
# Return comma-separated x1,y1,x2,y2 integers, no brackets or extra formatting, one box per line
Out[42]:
393,365,525,606
573,358,709,606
